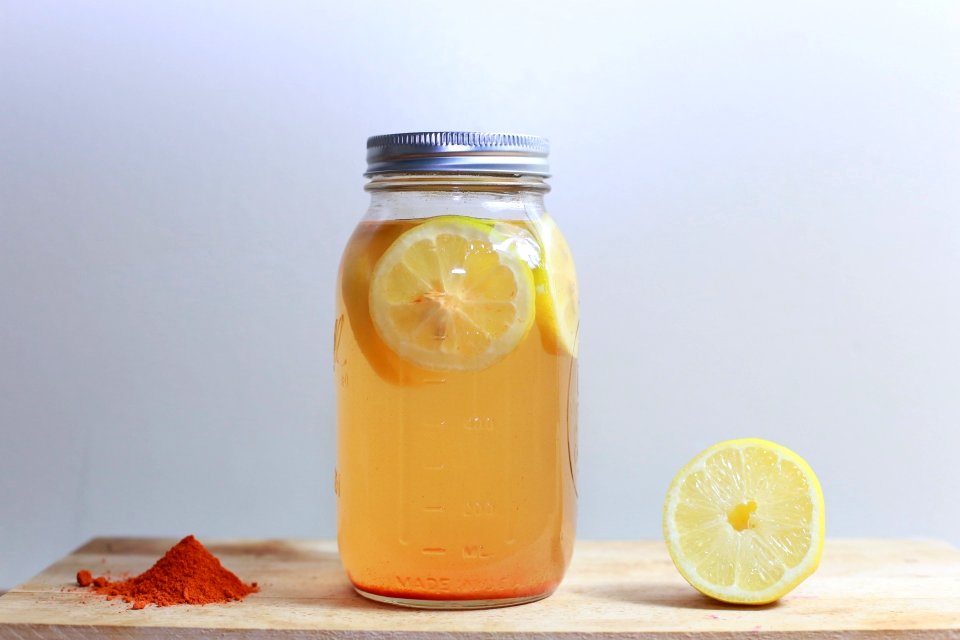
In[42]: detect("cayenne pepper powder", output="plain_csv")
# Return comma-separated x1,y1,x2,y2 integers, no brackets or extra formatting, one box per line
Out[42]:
78,535,258,610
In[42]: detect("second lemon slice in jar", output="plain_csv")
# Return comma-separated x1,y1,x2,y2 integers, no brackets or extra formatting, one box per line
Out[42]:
533,214,579,357
369,216,536,372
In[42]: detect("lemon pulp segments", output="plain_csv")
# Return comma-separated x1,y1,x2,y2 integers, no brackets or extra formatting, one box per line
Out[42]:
532,215,579,357
368,216,536,372
663,438,825,604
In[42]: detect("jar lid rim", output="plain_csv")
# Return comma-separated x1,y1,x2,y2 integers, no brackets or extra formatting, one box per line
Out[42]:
365,131,550,177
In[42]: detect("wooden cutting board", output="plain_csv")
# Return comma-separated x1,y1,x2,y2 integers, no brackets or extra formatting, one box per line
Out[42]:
1,538,958,639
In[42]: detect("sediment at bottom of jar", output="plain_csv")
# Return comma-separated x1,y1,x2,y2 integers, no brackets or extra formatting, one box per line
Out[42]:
347,574,562,607
354,586,556,610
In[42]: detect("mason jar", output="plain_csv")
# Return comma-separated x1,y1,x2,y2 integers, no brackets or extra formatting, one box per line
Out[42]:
335,132,578,609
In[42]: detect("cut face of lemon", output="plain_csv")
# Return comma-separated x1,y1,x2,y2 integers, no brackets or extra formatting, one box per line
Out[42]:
532,214,579,357
369,216,536,372
663,438,825,604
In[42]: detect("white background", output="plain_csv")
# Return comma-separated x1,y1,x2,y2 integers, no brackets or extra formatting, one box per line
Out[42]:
2,1,959,588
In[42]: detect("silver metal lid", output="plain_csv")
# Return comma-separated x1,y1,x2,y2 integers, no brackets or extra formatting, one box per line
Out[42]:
365,131,550,177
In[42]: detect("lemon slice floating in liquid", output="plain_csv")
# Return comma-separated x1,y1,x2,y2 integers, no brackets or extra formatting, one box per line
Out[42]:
532,214,579,357
663,438,826,604
369,216,536,372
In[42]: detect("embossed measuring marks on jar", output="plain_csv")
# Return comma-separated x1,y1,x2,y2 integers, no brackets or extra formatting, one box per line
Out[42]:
398,414,518,565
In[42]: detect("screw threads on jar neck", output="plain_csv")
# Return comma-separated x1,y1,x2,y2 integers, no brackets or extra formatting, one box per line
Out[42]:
365,173,550,193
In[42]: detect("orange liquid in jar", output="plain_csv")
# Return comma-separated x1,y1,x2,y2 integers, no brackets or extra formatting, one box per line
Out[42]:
335,217,577,604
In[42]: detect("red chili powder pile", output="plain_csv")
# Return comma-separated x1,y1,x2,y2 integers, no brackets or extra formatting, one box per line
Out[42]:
77,535,258,610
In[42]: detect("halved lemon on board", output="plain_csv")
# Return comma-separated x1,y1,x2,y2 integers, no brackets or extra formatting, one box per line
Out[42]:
532,214,579,357
663,438,826,605
369,216,536,372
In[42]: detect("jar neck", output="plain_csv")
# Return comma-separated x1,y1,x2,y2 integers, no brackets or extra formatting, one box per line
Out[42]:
364,172,550,194
363,173,548,223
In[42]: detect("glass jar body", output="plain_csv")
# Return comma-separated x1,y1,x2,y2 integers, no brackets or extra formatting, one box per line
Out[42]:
334,174,578,608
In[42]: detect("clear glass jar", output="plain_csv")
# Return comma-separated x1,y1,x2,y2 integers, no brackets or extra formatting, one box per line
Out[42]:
335,133,578,609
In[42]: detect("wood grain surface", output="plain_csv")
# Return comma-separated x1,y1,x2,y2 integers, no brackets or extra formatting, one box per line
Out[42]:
1,538,958,639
